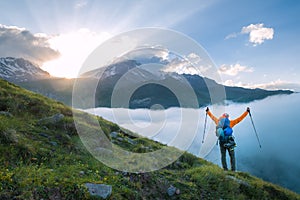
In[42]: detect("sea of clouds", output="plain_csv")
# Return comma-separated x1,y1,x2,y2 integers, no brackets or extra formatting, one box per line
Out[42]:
85,93,300,193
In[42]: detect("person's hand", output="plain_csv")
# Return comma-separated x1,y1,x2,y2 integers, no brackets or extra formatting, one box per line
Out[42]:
206,107,209,112
247,107,250,113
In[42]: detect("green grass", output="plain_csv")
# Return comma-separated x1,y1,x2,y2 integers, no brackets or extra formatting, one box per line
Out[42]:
0,79,299,199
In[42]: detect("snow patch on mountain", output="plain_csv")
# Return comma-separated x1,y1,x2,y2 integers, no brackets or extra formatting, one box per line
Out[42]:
0,57,50,82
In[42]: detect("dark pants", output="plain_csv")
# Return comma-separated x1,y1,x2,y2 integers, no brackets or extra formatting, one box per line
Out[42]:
220,143,236,171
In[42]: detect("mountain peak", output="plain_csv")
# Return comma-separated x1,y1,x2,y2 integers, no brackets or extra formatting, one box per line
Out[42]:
0,57,50,82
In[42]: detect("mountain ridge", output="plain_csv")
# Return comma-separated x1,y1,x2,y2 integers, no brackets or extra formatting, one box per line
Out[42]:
1,57,293,109
82,59,293,109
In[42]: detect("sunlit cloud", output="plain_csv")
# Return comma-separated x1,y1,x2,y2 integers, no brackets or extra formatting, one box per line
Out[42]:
218,63,253,76
187,53,202,63
223,79,300,92
42,29,112,78
122,46,169,61
251,79,300,92
241,23,274,46
162,53,210,75
163,57,198,75
0,24,60,65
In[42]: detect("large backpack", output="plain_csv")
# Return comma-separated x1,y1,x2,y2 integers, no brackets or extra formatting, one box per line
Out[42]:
216,117,233,143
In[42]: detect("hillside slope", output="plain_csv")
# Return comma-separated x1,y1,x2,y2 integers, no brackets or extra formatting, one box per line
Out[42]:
0,78,299,199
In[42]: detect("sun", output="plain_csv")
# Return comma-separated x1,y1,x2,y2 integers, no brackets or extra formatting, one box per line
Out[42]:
42,29,111,79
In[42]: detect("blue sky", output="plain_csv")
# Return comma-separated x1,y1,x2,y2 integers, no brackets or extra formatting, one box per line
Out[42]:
0,0,299,91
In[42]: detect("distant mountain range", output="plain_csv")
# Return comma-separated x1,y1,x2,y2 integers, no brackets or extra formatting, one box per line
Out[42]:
0,57,293,109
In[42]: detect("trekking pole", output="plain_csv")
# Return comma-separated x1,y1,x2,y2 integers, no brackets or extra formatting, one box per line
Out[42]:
248,111,262,148
202,112,208,143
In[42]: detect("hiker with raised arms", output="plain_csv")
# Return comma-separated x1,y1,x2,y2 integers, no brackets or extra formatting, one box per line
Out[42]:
205,107,250,171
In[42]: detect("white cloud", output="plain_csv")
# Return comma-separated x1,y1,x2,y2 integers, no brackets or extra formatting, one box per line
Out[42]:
163,57,197,75
162,53,210,75
218,63,253,76
223,79,300,92
241,23,274,46
225,32,239,40
0,24,60,65
252,80,300,92
187,53,202,63
122,46,169,61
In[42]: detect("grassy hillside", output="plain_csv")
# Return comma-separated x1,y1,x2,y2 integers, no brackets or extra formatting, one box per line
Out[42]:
0,79,299,199
17,78,74,106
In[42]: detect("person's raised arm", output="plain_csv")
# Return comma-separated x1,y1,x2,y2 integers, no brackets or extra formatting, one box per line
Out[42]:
230,107,250,127
206,107,218,125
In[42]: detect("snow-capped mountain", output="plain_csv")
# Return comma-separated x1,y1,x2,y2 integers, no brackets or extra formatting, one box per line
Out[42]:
0,57,50,82
77,58,292,109
81,60,141,79
81,58,186,83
